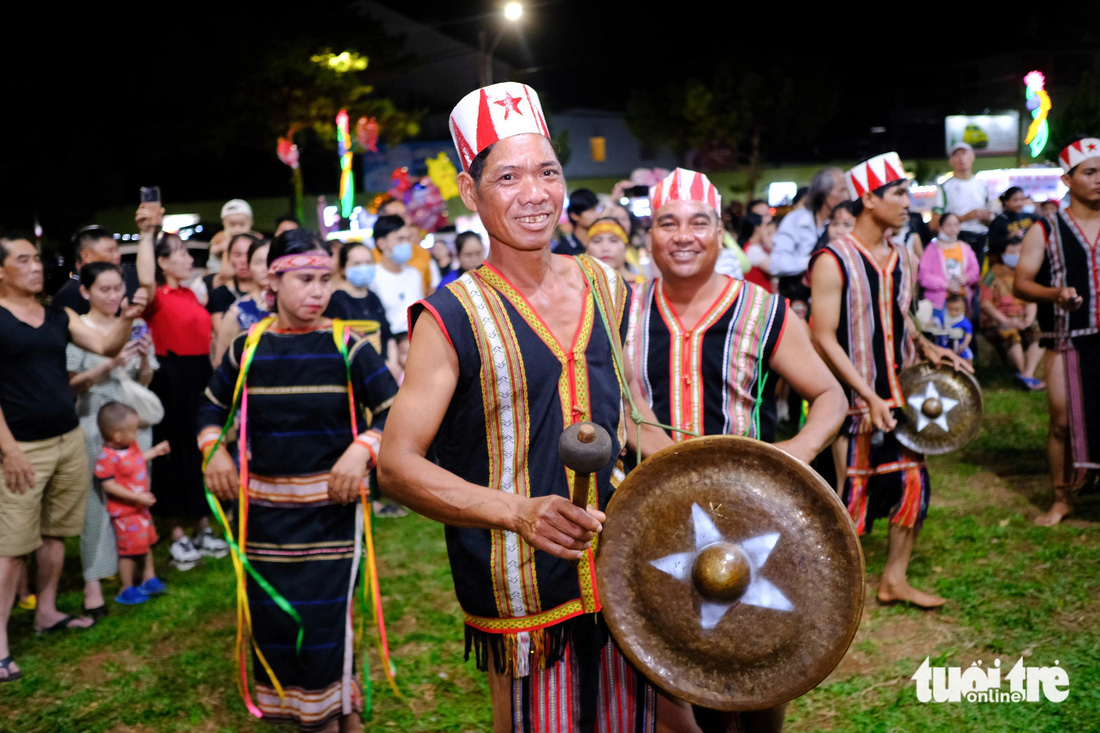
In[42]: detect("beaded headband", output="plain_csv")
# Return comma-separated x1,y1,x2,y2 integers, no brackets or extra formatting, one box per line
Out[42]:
269,254,334,275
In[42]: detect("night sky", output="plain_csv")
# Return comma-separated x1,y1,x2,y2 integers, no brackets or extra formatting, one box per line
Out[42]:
2,1,1094,241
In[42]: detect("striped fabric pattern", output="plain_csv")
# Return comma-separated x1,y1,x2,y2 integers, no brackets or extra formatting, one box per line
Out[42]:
509,640,657,733
823,235,916,431
627,277,783,441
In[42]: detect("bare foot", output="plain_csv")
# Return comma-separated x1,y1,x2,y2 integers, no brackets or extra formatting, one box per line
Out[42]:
1034,500,1072,527
877,580,946,609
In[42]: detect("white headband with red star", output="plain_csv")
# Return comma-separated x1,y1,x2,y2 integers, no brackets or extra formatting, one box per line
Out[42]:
1059,138,1100,173
650,168,721,214
846,152,907,199
449,82,551,172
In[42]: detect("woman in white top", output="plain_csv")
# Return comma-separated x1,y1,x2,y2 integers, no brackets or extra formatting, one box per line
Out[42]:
66,262,157,616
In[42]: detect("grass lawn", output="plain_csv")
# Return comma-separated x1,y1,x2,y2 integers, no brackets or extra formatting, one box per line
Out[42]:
2,365,1097,732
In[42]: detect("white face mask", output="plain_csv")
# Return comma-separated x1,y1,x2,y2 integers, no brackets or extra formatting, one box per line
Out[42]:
1021,204,1035,214
938,233,958,243
1002,253,1020,268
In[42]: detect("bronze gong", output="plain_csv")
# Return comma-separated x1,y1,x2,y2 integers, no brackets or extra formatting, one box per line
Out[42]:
595,436,865,711
895,361,983,456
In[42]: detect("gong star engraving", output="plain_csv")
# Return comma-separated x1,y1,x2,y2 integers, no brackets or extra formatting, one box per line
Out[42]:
906,382,958,433
649,504,793,630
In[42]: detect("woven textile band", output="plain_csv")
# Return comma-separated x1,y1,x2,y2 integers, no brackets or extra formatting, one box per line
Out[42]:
269,254,334,275
587,220,627,243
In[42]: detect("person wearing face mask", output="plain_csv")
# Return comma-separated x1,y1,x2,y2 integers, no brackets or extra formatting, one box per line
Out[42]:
988,186,1038,261
918,212,981,310
325,241,393,365
980,240,1044,390
368,215,423,375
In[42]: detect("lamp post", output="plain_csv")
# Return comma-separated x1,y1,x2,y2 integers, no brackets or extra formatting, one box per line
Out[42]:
479,3,523,87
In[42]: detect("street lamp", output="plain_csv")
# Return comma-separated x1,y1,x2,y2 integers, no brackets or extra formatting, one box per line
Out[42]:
479,3,523,87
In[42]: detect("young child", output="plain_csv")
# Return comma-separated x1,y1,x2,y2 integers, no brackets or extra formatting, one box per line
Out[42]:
932,292,974,362
94,402,172,604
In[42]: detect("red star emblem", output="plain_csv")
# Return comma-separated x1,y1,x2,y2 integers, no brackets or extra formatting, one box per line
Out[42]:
1088,142,1098,152
493,93,524,119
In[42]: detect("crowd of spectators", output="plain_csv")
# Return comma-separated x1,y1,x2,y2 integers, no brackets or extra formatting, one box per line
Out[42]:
0,150,1059,684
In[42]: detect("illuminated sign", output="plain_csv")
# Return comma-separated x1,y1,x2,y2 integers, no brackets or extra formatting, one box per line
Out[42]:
1024,71,1051,158
945,114,1020,156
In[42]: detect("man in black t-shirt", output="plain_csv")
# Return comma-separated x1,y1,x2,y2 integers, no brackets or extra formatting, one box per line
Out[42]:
0,235,146,682
52,226,140,314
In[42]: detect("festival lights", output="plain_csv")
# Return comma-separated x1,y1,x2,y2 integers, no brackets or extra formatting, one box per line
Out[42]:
336,109,355,218
1024,71,1051,158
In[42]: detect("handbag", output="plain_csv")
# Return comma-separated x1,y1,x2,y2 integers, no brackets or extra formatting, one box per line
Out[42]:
117,366,164,426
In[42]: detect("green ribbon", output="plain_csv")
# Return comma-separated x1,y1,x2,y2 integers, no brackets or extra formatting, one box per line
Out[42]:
202,330,306,669
575,257,698,465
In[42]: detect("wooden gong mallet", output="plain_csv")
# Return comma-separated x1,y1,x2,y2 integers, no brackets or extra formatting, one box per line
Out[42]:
558,422,614,511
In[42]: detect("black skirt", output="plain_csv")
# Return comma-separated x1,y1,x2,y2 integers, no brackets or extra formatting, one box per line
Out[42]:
151,353,213,519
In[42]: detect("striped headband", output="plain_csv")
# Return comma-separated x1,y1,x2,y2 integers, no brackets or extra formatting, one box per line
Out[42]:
587,220,628,243
269,254,334,274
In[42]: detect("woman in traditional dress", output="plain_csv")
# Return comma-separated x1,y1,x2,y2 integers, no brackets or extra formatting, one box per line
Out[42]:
199,229,399,732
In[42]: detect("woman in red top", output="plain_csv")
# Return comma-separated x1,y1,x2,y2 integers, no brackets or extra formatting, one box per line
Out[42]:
136,206,228,569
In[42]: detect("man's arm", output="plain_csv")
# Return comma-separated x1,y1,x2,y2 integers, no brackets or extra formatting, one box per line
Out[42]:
1013,222,1080,309
377,311,603,560
0,404,33,493
809,253,896,432
66,293,147,358
769,316,847,464
621,351,674,457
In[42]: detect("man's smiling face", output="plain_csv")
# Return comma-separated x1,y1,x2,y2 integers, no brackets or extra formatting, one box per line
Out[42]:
462,133,565,252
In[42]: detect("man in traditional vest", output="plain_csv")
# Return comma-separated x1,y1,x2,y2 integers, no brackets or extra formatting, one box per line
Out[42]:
810,153,971,609
626,168,847,731
1014,137,1100,526
378,83,674,732
628,167,845,461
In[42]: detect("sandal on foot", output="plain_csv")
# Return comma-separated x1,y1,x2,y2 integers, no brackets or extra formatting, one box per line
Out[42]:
35,614,95,636
83,604,109,619
0,656,21,683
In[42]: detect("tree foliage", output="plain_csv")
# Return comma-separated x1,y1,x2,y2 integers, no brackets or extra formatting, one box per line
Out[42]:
625,62,837,177
1047,72,1100,162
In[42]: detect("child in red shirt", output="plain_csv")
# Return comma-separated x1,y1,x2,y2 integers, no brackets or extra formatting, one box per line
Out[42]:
95,402,171,605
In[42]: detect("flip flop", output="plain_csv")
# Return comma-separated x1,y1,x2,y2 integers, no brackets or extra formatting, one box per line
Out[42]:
34,614,95,636
0,656,22,683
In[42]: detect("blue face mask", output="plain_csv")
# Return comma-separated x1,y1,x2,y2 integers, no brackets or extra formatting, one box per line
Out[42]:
345,263,376,288
1002,253,1020,268
390,242,413,265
